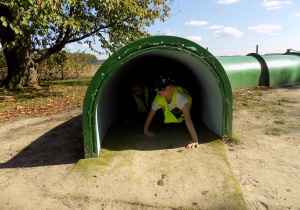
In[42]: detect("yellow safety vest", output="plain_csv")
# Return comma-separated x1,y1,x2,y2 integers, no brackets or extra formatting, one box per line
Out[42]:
131,86,149,113
154,87,192,123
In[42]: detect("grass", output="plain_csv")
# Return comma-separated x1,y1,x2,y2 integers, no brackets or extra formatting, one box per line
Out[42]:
16,147,27,153
262,107,284,116
274,118,286,124
71,125,138,177
272,108,284,115
265,128,283,136
233,87,293,138
232,88,265,110
278,97,298,104
232,88,298,115
222,133,242,145
42,78,91,86
270,128,282,136
73,148,134,174
197,139,247,209
0,78,91,122
71,149,116,177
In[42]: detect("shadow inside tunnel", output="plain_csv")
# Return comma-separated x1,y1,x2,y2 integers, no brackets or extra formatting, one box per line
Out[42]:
0,115,84,169
101,118,220,152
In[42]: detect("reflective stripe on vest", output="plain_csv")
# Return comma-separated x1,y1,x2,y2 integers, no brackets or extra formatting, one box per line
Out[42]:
154,86,192,123
131,86,149,113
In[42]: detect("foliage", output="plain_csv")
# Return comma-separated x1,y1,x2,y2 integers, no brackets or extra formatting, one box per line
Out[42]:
0,51,7,80
0,0,173,88
37,50,68,80
0,0,173,57
0,51,5,68
36,51,99,81
0,51,101,81
66,52,99,64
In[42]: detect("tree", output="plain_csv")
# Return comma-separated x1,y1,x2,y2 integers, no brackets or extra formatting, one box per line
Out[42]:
0,0,173,88
36,51,99,81
66,51,99,64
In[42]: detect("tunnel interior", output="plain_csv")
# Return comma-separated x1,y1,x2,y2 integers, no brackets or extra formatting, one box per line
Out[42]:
95,49,224,153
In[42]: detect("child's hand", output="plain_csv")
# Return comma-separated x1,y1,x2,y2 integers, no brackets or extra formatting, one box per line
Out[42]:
186,140,199,149
144,130,156,138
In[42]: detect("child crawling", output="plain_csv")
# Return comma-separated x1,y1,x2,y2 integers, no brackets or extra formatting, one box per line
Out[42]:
143,72,199,149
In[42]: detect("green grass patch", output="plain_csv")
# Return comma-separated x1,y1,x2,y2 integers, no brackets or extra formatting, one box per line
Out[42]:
71,149,134,178
72,148,116,176
41,78,91,86
206,140,247,209
222,133,242,145
262,107,271,113
16,147,27,153
272,108,284,115
274,118,286,124
278,97,298,104
71,125,138,177
262,107,284,116
266,128,282,136
233,89,264,111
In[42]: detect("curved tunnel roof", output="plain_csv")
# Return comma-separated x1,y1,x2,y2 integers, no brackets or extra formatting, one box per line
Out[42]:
83,36,233,158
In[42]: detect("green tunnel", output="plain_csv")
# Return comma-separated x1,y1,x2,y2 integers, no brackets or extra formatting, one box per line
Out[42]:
83,35,300,158
83,36,233,158
217,52,300,89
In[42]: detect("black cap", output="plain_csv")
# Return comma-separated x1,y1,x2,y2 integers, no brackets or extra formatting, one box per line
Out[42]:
152,72,177,92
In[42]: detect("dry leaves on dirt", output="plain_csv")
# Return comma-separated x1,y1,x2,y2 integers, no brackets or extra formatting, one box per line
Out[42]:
0,80,89,123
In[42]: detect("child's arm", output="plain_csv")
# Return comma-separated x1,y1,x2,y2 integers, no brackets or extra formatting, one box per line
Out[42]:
182,104,199,149
144,109,157,137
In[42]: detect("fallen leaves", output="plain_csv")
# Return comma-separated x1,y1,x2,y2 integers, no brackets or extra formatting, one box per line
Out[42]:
157,173,167,186
0,81,88,123
201,190,209,196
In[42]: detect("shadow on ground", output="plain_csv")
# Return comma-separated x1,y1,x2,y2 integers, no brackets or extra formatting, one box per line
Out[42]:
0,115,84,169
0,116,218,169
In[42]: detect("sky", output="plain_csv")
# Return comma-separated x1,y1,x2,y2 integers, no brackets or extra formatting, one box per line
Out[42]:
66,0,300,59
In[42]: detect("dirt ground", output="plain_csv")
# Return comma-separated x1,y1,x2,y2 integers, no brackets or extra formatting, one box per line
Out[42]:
226,85,300,209
0,85,299,209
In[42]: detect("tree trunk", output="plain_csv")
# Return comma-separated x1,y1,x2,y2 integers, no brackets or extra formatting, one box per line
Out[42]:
0,4,38,89
3,45,38,89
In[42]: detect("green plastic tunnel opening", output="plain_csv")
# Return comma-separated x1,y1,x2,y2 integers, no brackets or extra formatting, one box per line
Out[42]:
83,36,233,158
